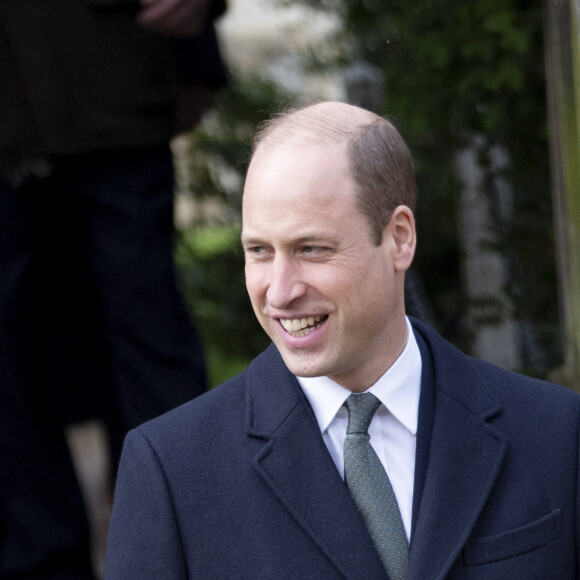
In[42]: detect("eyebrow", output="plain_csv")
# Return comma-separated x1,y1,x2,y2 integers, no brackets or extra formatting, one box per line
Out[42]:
240,234,261,247
241,232,337,248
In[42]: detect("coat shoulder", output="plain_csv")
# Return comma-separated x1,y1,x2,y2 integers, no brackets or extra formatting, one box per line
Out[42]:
136,368,249,445
130,344,283,454
411,317,580,420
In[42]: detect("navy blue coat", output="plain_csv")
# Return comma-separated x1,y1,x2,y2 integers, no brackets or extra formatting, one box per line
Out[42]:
104,319,580,579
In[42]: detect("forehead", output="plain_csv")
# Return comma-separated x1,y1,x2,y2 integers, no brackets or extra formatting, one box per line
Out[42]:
244,141,353,207
241,142,368,243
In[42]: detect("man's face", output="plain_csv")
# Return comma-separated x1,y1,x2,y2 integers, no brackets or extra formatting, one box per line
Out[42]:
242,141,413,391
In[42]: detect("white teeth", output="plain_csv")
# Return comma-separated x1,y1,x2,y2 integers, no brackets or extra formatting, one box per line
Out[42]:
280,315,325,336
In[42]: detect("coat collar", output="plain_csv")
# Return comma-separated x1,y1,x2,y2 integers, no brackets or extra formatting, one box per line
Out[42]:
245,345,388,579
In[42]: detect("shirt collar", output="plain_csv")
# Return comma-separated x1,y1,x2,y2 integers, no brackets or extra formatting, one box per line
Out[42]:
298,317,422,436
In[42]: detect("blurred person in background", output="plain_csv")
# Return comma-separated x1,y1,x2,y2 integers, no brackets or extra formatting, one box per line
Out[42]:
0,0,227,577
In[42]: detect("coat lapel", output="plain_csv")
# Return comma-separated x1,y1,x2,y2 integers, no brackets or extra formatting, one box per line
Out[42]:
246,346,388,580
408,320,507,580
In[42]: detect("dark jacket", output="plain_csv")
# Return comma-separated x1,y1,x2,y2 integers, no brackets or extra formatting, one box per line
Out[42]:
0,0,227,172
104,318,580,579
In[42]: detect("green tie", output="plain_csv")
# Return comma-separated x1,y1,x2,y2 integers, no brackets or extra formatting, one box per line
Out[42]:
343,393,409,580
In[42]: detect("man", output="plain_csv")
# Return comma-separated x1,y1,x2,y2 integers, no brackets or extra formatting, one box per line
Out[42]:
104,102,580,579
0,0,226,576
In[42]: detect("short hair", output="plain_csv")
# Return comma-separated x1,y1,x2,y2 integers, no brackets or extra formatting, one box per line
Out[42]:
251,102,416,245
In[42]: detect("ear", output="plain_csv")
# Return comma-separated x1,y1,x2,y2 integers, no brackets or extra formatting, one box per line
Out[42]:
386,205,416,272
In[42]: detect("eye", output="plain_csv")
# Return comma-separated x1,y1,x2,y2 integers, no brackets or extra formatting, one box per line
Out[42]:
244,245,272,260
301,245,332,256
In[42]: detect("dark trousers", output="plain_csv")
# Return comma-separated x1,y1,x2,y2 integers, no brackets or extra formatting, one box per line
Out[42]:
0,144,206,578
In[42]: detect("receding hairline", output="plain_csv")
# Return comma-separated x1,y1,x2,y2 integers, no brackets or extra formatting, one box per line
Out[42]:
247,101,416,246
251,101,390,154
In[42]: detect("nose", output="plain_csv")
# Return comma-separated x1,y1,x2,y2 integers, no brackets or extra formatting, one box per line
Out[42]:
266,255,307,309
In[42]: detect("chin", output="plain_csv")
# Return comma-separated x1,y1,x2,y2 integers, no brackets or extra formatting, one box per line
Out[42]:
277,353,314,378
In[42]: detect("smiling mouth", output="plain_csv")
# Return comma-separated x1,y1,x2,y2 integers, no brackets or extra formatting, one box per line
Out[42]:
279,315,328,337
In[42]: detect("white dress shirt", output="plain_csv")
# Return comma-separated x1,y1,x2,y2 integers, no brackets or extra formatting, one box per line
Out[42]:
297,317,422,541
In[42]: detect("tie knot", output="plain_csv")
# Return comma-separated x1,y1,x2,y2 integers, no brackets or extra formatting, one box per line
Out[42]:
344,392,381,435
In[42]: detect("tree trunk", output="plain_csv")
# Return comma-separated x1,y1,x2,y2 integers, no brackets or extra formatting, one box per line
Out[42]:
455,138,521,371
